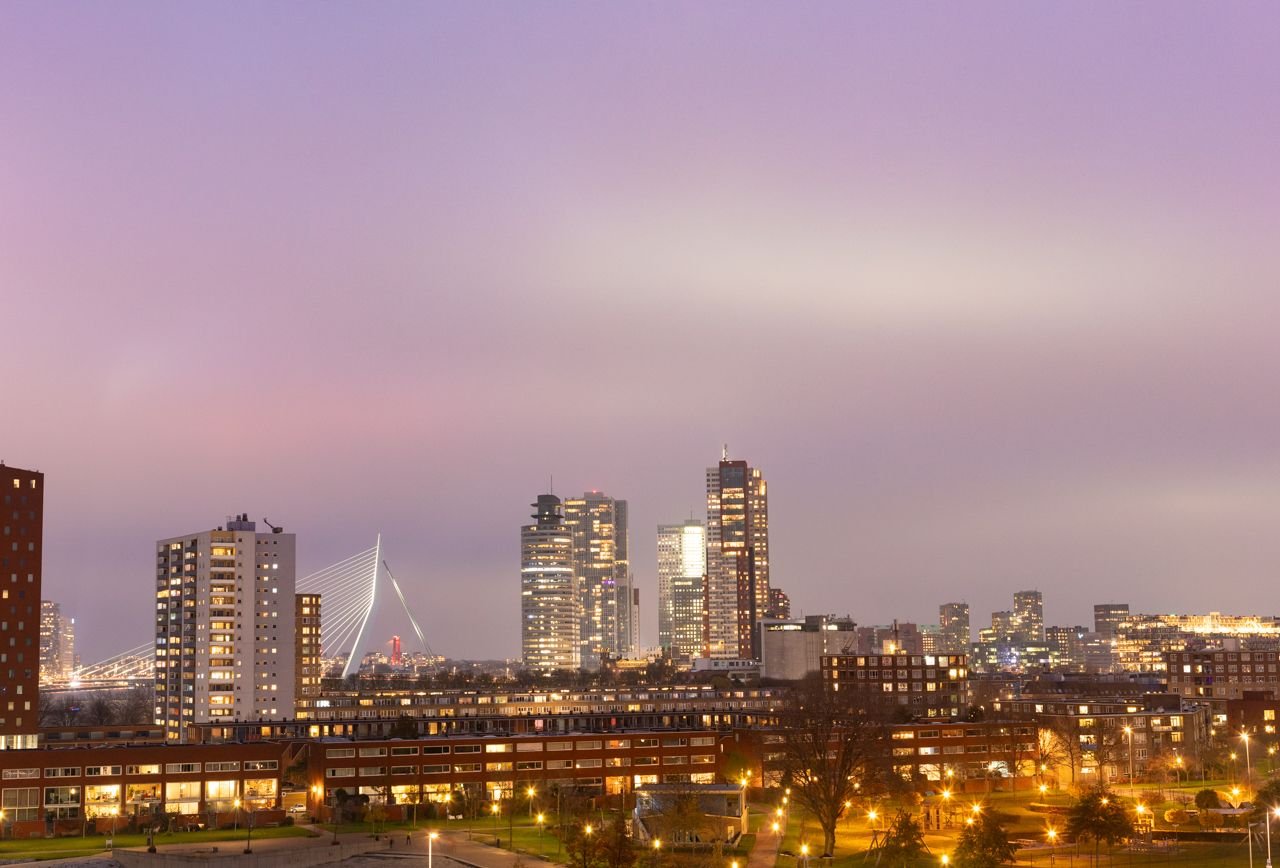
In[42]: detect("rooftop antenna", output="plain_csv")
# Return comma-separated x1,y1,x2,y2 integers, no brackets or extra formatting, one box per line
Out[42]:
549,474,553,495
722,443,729,461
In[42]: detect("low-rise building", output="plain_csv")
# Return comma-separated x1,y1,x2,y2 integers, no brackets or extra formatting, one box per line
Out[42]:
822,653,968,720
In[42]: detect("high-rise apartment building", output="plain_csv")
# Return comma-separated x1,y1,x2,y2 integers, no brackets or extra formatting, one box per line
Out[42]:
563,492,634,667
155,514,296,742
1,463,42,750
657,520,706,664
39,600,75,681
705,452,770,659
1013,590,1044,643
295,593,322,716
939,602,970,653
766,587,791,619
521,495,579,673
1094,603,1130,640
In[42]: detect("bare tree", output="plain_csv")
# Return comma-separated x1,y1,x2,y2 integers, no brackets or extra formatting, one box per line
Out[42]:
1044,719,1083,785
777,675,893,856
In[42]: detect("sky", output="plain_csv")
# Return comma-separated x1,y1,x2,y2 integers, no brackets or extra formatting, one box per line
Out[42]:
3,3,1280,664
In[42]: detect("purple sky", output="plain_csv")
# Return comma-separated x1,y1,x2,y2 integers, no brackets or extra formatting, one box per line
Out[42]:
4,4,1280,663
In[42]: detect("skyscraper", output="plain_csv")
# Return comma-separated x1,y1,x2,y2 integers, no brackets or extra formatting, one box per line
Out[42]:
155,514,296,742
1013,590,1044,643
521,494,579,672
1094,603,1130,639
657,519,706,664
1,463,42,750
705,451,770,659
939,602,971,654
563,492,634,667
39,600,75,681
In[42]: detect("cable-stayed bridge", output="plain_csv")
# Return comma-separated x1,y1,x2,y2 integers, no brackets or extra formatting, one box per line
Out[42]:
48,536,434,690
297,535,436,677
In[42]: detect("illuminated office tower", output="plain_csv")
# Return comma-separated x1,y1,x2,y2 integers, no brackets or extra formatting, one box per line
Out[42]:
1,463,43,750
40,600,75,681
705,450,770,659
939,602,971,654
657,520,706,664
563,492,634,667
521,494,579,673
1013,590,1044,643
155,514,296,742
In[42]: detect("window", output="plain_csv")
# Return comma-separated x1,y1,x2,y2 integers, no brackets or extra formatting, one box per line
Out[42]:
2,769,37,780
453,745,481,755
358,747,387,757
453,763,481,773
423,746,450,755
391,766,415,776
423,764,449,774
1,786,39,821
165,763,200,774
244,760,278,771
516,761,543,771
516,742,543,752
547,741,572,752
326,768,356,778
391,747,419,756
85,766,122,777
485,744,511,753
576,741,602,750
207,762,240,773
359,767,386,777
45,768,81,778
575,759,602,769
126,765,160,775
546,760,573,770
326,749,356,759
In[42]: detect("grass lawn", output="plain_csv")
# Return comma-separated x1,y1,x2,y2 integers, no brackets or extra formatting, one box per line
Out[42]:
0,825,312,862
769,794,1264,868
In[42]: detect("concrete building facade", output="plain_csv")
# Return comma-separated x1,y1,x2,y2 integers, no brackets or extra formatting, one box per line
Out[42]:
520,495,579,673
657,519,705,664
154,514,297,741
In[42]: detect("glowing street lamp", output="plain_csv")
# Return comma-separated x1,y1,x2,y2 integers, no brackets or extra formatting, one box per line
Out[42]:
772,822,781,834
1243,732,1254,781
800,842,810,868
429,830,439,868
537,813,546,836
940,856,950,866
527,786,537,817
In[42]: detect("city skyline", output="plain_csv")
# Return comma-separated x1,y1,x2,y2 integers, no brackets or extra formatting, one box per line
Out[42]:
6,4,1280,662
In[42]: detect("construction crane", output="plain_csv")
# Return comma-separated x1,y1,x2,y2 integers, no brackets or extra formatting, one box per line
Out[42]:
262,518,284,534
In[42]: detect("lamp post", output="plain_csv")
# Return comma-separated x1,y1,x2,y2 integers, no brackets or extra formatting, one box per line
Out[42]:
801,842,810,868
652,837,662,868
233,797,240,832
1046,827,1058,867
537,813,545,836
492,802,500,843
1244,732,1254,782
527,786,537,818
429,830,439,868
1267,806,1279,868
244,806,254,855
1123,726,1135,799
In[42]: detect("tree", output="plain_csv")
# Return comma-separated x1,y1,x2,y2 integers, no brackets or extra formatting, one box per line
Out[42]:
1038,723,1077,785
953,811,1016,868
565,824,603,868
599,815,637,868
1065,787,1134,867
119,685,153,725
1248,778,1280,826
877,810,928,867
777,674,892,856
1194,788,1221,812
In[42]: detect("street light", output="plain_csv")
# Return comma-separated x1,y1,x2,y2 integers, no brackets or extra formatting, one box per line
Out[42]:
1243,732,1254,781
537,813,546,836
1266,805,1279,868
772,822,781,834
244,804,255,855
801,842,810,868
1123,726,1135,799
233,797,241,833
429,830,439,868
492,802,501,839
940,856,949,866
528,786,537,818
